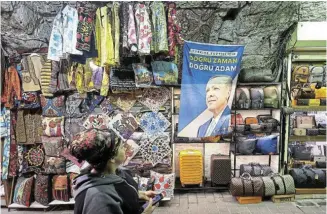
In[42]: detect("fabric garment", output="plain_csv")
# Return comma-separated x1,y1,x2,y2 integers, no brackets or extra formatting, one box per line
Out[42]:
150,2,168,53
112,3,120,65
30,54,46,82
40,95,65,117
57,59,71,92
21,56,41,92
24,110,43,144
48,60,60,94
120,3,129,54
1,108,10,179
73,168,140,214
134,3,152,55
1,66,22,108
139,87,170,112
9,111,18,177
127,4,137,52
13,176,34,207
16,110,27,143
139,112,171,140
108,113,139,141
0,107,10,137
89,60,104,91
48,5,82,61
76,7,96,51
95,6,115,66
40,59,55,97
20,92,41,109
167,2,183,57
100,66,109,96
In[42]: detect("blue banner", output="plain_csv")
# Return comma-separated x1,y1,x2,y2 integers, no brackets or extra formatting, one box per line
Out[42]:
178,41,244,138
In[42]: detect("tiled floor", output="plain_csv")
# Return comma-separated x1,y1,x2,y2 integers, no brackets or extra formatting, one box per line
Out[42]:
1,192,326,214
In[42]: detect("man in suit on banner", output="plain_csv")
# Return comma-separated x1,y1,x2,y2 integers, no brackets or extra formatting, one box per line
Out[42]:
197,75,232,137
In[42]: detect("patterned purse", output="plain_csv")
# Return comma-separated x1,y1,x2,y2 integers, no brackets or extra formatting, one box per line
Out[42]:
41,95,65,117
42,116,65,137
20,92,41,109
64,117,86,142
26,145,45,167
43,156,66,174
230,173,264,196
13,176,34,207
42,136,65,157
35,174,52,205
52,175,70,201
65,93,85,118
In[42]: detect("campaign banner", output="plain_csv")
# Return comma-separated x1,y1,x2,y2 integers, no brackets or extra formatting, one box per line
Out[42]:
178,41,244,138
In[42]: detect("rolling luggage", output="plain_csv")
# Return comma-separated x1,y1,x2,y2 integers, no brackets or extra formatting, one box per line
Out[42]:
210,154,231,186
179,150,203,187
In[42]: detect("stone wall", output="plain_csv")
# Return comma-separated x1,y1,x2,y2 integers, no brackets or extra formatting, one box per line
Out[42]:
1,1,326,68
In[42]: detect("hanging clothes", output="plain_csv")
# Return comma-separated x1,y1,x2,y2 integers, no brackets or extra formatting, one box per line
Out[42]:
48,5,82,61
9,111,18,177
150,2,168,53
30,54,45,83
167,2,184,57
112,2,120,65
40,59,55,97
89,60,103,91
128,4,138,52
57,59,71,92
95,6,115,67
100,66,109,96
1,66,22,108
120,3,129,55
21,56,41,92
76,7,96,52
1,108,10,180
134,3,152,55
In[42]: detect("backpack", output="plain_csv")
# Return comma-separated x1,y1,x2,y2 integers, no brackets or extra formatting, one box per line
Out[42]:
292,66,309,83
263,86,279,108
309,66,325,83
231,113,244,126
250,87,264,108
235,87,251,109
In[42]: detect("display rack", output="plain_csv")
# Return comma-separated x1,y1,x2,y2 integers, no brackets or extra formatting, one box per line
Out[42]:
282,47,327,174
231,81,283,177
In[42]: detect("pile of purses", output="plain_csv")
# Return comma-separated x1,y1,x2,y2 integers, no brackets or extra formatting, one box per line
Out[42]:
291,65,326,106
235,135,278,155
233,86,279,109
230,172,295,197
231,113,280,134
292,114,326,136
289,165,326,188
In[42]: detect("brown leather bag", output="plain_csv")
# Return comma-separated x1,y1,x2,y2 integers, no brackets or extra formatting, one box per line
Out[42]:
245,117,259,125
230,173,264,196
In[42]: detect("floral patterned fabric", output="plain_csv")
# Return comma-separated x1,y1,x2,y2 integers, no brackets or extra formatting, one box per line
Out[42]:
167,2,183,57
35,174,51,205
52,175,70,201
1,108,10,179
65,93,85,118
64,117,86,142
150,2,168,53
0,107,10,137
26,145,44,167
13,176,34,206
20,92,41,109
41,95,65,117
83,114,110,130
128,4,137,52
139,87,170,112
134,3,152,55
9,111,18,177
132,63,154,87
134,176,150,191
44,156,66,174
42,136,64,157
16,109,42,144
109,94,137,112
150,171,175,198
109,113,139,141
123,139,140,166
42,116,65,137
139,112,170,139
139,133,172,166
70,173,78,197
76,7,95,51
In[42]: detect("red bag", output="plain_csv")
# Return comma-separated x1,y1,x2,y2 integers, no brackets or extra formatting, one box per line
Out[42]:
231,113,244,125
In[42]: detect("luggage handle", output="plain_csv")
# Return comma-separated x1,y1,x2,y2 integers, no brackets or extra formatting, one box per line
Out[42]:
240,172,252,180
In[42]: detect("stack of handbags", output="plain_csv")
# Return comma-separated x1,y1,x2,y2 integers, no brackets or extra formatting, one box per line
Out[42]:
240,163,273,176
289,165,326,188
230,173,295,197
232,114,279,134
293,115,325,136
236,135,278,155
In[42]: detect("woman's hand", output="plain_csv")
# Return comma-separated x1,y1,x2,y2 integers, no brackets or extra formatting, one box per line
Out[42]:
139,191,156,201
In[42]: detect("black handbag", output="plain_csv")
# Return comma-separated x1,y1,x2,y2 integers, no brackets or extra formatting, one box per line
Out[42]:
236,137,256,155
318,128,326,135
291,145,312,160
290,166,326,188
240,163,273,176
110,67,137,92
307,128,319,136
316,161,326,169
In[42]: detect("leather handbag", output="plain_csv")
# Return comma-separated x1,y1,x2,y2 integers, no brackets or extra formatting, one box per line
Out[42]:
250,87,264,108
295,116,315,129
306,128,319,136
236,137,256,155
230,173,264,196
257,115,279,132
290,166,326,188
290,144,312,160
263,86,279,108
309,66,325,83
240,163,273,176
256,135,278,155
231,113,244,126
293,128,307,136
292,65,310,83
245,117,259,125
235,87,251,109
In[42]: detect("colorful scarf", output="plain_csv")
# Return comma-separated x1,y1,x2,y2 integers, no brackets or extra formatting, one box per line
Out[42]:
128,4,137,52
167,2,184,57
150,2,168,53
76,7,95,51
135,3,152,55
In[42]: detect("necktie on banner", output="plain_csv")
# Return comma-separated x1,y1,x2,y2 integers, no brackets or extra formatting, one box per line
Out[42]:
178,41,244,138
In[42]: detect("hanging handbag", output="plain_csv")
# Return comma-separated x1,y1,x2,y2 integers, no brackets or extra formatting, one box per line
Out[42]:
320,98,326,106
250,124,261,133
230,173,264,196
236,138,256,155
318,128,326,135
240,163,273,176
295,116,315,129
293,128,307,136
239,67,280,83
234,124,250,133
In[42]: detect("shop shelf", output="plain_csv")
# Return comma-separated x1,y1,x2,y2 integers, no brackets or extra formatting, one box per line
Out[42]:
232,108,280,111
231,151,279,156
8,202,49,209
237,82,281,86
49,198,75,205
289,135,326,142
283,106,326,113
